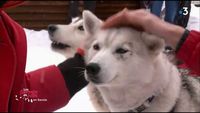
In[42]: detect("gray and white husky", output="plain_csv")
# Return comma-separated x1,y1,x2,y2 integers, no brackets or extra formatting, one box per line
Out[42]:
83,10,200,112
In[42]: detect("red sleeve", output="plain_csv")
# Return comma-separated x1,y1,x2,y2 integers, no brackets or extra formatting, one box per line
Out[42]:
24,65,70,112
176,30,200,75
1,1,25,9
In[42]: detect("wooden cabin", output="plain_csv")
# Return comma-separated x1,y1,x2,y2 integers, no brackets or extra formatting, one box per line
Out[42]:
5,1,140,30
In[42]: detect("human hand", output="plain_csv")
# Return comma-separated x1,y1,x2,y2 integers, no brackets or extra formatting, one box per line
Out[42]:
102,9,160,33
102,9,185,48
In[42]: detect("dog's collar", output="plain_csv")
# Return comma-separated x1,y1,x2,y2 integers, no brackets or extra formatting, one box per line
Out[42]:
127,95,155,112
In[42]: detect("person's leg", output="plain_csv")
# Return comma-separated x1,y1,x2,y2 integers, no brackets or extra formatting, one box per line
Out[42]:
165,1,179,24
150,1,163,17
68,1,79,23
83,1,96,13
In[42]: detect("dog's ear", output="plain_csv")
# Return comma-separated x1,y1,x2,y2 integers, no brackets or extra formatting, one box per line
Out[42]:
83,10,102,35
141,32,165,55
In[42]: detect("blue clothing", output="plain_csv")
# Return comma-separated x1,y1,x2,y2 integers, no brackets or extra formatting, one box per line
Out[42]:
150,0,179,23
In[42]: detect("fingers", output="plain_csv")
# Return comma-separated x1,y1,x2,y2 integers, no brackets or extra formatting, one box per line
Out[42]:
102,9,147,31
102,8,129,29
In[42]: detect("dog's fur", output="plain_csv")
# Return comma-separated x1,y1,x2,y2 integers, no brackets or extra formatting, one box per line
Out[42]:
83,10,200,112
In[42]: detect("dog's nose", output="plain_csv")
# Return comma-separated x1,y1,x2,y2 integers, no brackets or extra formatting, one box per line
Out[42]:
86,63,101,75
48,24,57,33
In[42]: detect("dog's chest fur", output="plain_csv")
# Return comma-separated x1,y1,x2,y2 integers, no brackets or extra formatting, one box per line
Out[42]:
173,74,200,112
97,85,149,112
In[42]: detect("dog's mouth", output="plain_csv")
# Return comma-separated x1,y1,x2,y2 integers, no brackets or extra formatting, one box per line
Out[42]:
85,74,103,85
89,77,102,85
51,41,71,49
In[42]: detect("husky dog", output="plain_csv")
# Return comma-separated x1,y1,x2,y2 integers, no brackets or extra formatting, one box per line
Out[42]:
83,10,200,112
47,17,86,57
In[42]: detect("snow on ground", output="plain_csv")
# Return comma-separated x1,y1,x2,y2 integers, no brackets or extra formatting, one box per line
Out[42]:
25,29,66,72
25,5,199,112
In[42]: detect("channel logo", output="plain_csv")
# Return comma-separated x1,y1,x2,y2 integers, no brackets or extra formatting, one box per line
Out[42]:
179,7,189,16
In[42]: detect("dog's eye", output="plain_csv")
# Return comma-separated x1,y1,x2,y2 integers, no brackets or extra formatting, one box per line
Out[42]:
78,25,84,31
93,44,100,51
116,48,128,54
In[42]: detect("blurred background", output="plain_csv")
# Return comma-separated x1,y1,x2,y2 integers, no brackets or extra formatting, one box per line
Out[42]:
5,0,140,30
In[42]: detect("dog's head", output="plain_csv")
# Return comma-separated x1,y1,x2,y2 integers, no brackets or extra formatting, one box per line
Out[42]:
48,17,85,51
83,11,165,87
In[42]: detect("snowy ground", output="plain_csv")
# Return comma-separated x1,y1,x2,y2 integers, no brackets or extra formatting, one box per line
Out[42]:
25,4,199,112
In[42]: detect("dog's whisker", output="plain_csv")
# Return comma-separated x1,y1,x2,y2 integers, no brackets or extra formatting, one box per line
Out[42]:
79,70,85,75
73,67,86,70
78,73,85,78
79,70,85,73
78,71,85,78
78,71,85,75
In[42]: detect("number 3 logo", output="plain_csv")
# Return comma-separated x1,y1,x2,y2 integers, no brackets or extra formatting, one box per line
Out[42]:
182,7,188,16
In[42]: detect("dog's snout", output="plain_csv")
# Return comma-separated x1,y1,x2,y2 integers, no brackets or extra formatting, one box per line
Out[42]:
48,24,57,34
86,63,101,75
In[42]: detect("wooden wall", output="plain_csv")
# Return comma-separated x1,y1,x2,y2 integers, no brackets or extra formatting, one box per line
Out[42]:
5,0,140,30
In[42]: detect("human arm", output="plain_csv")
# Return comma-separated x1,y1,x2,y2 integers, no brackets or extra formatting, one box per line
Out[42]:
176,30,200,75
1,1,87,111
25,65,70,112
25,51,87,112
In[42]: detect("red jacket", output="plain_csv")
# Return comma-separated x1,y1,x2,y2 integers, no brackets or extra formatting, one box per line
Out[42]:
176,30,200,75
0,2,70,112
